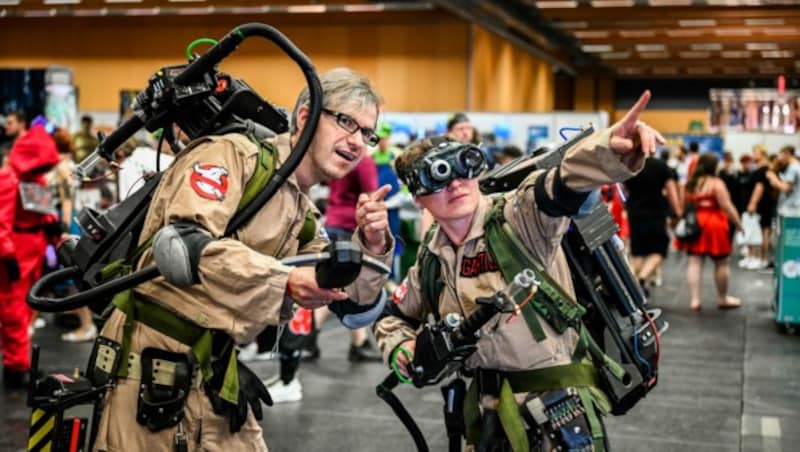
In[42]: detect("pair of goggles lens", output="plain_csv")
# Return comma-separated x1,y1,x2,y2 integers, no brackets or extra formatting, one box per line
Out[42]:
406,141,487,196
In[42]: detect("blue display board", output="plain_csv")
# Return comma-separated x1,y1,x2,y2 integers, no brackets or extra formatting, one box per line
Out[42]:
776,214,800,326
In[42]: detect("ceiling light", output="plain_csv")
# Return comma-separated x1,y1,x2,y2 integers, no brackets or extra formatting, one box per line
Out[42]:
581,44,613,52
104,0,143,3
343,4,386,12
680,51,712,58
636,44,666,52
574,30,610,38
168,0,205,2
714,29,752,36
764,27,799,36
126,7,159,15
554,21,588,29
666,29,704,37
721,50,751,58
639,51,671,59
598,51,632,59
678,19,717,27
648,0,692,6
43,0,79,4
762,50,794,58
176,6,213,14
0,0,20,5
590,0,635,6
746,42,778,50
744,18,785,26
536,1,579,8
619,30,656,38
286,5,326,13
23,9,56,17
691,43,723,51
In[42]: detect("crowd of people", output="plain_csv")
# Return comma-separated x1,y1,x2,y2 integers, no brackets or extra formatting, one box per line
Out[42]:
1,72,798,451
607,140,799,312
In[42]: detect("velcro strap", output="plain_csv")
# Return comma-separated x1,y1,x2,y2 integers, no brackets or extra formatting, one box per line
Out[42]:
124,351,203,388
504,362,598,394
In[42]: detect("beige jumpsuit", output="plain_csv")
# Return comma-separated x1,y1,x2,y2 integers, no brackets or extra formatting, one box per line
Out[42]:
375,127,643,412
94,133,391,452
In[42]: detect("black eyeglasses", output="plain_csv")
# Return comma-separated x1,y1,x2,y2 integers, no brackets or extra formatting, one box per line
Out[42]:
322,108,379,147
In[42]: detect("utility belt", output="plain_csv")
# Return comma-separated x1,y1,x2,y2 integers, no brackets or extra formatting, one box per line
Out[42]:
91,289,243,433
462,364,610,452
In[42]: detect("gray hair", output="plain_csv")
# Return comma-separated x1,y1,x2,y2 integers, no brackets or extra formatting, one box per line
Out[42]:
290,67,382,133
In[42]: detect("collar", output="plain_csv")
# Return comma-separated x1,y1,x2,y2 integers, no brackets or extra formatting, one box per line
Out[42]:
274,132,301,190
427,195,494,256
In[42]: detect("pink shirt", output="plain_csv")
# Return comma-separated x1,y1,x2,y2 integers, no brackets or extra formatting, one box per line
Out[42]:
324,157,378,232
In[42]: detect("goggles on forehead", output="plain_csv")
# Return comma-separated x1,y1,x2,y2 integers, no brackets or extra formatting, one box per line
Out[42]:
405,141,487,196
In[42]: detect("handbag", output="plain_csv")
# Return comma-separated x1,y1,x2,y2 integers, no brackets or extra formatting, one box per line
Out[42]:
735,212,763,246
675,200,701,242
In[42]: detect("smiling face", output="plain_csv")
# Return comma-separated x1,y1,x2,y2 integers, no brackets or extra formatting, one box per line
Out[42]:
295,100,378,184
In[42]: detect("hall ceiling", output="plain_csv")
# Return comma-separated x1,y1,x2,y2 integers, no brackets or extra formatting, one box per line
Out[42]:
433,0,800,78
1,0,798,79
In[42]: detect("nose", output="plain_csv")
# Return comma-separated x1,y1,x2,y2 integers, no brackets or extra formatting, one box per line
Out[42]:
447,178,465,191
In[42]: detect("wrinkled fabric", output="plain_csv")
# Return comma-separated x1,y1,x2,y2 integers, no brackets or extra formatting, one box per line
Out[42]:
95,133,392,451
376,127,643,371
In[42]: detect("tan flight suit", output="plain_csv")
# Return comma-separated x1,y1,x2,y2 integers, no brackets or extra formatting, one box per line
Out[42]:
375,126,643,421
94,133,391,452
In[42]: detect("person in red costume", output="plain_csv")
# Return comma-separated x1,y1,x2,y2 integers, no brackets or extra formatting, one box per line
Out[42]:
0,123,61,389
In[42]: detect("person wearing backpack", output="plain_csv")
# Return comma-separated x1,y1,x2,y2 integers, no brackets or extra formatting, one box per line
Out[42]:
374,91,662,451
92,68,393,451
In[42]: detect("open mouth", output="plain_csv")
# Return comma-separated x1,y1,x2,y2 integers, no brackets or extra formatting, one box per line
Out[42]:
334,149,357,162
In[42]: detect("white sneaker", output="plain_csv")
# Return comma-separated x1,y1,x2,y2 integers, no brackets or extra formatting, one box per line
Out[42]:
237,343,275,362
265,377,303,403
747,259,767,270
34,318,47,329
738,257,753,268
61,324,98,343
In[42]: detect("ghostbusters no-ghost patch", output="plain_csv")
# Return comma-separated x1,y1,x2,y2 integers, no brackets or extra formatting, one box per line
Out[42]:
392,279,408,304
190,163,229,201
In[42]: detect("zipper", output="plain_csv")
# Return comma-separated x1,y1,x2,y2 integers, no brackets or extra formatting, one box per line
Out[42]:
445,245,468,319
274,188,303,257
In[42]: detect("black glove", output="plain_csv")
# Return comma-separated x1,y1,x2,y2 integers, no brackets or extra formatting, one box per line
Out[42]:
204,357,272,433
3,258,20,283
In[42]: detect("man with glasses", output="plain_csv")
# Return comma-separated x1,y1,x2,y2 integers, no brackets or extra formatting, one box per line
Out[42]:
93,67,393,451
259,101,386,404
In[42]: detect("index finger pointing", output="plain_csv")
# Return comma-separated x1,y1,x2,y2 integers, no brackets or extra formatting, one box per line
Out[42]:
620,90,651,130
369,184,393,202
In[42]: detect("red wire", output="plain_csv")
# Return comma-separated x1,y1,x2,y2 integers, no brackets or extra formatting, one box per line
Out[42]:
506,290,536,324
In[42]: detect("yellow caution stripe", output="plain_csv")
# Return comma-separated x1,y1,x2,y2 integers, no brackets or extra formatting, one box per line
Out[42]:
28,408,54,452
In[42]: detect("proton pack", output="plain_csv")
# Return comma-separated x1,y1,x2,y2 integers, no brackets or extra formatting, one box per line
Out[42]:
377,126,669,452
28,23,325,315
480,125,669,416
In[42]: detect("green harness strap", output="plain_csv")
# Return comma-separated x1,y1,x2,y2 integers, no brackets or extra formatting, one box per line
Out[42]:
418,225,445,322
463,362,607,452
484,200,626,381
468,199,619,450
103,137,314,406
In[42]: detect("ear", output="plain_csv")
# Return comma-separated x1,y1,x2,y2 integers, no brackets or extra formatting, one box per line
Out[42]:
295,103,309,134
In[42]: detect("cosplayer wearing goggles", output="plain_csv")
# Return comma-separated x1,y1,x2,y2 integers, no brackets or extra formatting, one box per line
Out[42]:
403,140,487,196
